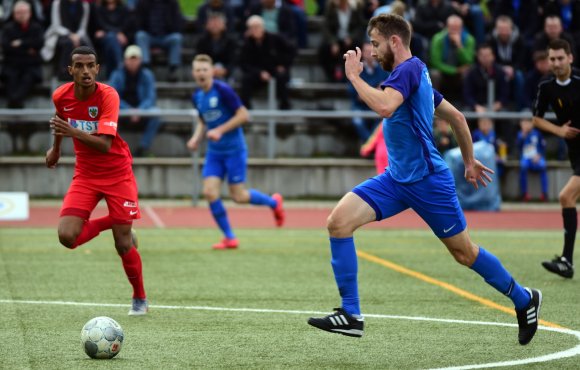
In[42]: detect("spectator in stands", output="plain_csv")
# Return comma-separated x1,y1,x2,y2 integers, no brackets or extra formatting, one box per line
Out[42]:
433,118,458,154
248,0,297,46
41,0,94,80
487,15,527,110
533,15,577,63
412,0,454,41
542,0,580,37
517,118,548,201
494,0,540,47
196,0,236,34
1,0,46,24
372,0,409,19
347,42,390,142
1,0,43,108
124,0,138,11
109,45,162,157
134,0,184,82
238,15,295,110
525,50,551,109
360,123,388,175
463,43,509,113
284,0,308,48
472,117,497,145
195,13,238,80
93,0,134,79
450,0,487,44
472,117,506,176
429,14,475,102
318,0,366,82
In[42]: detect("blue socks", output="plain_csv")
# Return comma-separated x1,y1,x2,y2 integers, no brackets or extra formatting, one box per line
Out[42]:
471,247,531,310
249,189,277,208
209,200,235,239
330,237,360,316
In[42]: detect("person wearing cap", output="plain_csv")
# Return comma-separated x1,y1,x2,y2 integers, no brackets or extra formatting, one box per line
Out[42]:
109,45,162,157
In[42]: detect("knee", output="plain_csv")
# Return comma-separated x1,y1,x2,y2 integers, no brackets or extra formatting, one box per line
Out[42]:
115,239,133,255
558,190,572,206
230,192,246,204
168,33,183,45
135,31,148,42
58,229,79,249
326,213,352,237
203,188,220,202
450,244,477,266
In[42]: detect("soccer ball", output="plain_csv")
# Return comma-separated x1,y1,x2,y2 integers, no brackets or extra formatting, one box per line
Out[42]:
80,316,124,359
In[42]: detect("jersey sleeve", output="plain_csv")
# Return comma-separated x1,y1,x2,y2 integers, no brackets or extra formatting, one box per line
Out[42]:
380,61,421,100
215,81,243,112
433,88,443,108
52,86,65,117
532,82,549,118
97,87,120,136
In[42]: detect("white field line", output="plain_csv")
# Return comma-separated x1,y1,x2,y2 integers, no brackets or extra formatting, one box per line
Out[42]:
0,298,578,369
143,205,165,228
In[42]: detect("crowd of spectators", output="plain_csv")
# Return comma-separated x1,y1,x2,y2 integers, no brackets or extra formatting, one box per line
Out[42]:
0,0,578,168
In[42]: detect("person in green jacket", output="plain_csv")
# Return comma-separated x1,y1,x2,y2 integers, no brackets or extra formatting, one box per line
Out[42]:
429,14,475,102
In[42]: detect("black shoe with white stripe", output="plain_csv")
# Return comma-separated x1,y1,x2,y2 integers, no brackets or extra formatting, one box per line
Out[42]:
542,256,574,279
307,308,364,338
516,288,542,345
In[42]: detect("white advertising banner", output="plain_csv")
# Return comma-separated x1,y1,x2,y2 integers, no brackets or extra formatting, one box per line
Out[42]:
0,192,29,220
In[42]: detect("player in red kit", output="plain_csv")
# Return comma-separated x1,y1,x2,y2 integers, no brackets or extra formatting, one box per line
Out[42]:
45,46,148,315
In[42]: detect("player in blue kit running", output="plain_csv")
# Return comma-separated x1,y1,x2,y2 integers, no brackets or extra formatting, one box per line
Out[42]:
187,54,285,249
307,14,542,345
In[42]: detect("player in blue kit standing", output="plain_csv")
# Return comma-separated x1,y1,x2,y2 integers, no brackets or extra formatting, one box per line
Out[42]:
307,14,542,345
187,54,285,249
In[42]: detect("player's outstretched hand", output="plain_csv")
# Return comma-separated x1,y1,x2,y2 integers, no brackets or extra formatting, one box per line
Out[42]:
45,147,60,169
560,121,580,139
343,47,363,81
464,160,494,190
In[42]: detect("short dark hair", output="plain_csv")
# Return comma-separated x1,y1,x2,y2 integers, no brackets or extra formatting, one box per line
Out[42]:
70,46,98,63
533,50,548,62
548,39,572,55
367,14,411,48
477,42,494,53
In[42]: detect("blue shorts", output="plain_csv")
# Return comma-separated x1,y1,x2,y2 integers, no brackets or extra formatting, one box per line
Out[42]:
202,150,247,184
352,168,466,238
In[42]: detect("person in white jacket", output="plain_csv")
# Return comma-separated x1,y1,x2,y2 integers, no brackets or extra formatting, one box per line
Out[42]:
41,0,93,80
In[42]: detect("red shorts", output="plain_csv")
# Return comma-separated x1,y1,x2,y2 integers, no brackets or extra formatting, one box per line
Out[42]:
60,175,140,224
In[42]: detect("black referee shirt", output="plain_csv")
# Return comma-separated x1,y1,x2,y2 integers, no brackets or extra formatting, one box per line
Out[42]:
533,70,580,161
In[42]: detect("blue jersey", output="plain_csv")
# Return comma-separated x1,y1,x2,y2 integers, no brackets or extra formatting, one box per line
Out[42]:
472,129,496,147
191,80,246,154
380,57,447,183
517,128,545,160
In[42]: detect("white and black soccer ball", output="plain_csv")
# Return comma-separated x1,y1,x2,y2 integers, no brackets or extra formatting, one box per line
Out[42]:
80,316,124,359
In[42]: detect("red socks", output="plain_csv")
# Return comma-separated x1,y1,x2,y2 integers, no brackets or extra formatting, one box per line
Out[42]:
71,216,145,299
72,216,113,248
121,246,146,299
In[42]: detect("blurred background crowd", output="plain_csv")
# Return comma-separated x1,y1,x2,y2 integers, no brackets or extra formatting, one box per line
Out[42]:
0,0,574,200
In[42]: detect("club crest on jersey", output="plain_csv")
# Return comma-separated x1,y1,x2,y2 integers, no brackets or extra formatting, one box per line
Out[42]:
209,97,218,108
88,106,98,118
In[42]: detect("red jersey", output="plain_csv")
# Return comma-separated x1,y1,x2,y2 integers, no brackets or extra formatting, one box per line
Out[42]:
53,82,133,185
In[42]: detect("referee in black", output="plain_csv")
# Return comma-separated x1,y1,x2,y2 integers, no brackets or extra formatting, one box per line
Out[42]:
533,39,580,279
